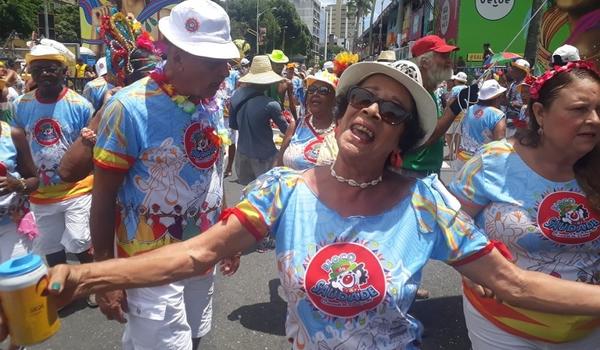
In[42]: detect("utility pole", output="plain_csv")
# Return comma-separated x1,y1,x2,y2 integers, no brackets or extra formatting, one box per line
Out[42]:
282,26,287,51
324,7,329,61
256,0,260,54
44,0,50,38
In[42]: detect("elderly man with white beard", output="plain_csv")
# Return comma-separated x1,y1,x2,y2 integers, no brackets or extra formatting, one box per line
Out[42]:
397,35,478,299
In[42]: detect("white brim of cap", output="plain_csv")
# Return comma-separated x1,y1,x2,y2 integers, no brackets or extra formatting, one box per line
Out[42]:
239,71,283,85
306,75,336,90
336,62,437,148
478,87,507,101
159,18,240,60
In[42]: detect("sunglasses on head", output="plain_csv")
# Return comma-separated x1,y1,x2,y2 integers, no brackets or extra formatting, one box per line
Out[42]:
307,85,333,95
347,86,414,126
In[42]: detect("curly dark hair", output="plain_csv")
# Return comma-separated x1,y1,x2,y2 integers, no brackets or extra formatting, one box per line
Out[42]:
334,86,425,154
518,67,600,211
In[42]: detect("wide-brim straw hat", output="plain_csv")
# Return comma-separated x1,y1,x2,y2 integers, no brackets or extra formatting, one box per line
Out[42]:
239,55,283,85
376,50,396,62
337,60,437,149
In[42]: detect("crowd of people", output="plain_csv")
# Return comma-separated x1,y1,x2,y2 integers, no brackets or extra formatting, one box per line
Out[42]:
0,0,599,349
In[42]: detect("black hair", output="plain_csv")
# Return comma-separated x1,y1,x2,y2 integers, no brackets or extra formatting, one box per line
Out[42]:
334,86,425,154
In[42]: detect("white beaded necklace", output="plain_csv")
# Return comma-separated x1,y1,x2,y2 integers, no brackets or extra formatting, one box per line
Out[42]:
307,115,335,135
329,164,383,189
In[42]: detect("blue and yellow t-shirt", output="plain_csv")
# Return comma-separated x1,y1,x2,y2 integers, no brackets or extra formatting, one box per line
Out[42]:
94,77,225,257
457,104,504,161
83,76,113,111
450,139,600,343
13,88,94,204
225,167,490,349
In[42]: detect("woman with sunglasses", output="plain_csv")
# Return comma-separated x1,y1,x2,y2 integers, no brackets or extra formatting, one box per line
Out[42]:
22,61,600,350
275,71,338,170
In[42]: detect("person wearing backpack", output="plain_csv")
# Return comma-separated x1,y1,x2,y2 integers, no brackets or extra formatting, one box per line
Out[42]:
229,55,288,185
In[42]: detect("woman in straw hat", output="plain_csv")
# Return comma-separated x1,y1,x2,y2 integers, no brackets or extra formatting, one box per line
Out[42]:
453,79,507,170
275,70,338,170
20,61,600,350
450,61,600,349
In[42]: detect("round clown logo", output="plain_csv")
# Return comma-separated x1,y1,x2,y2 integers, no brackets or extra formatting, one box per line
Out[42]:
474,108,484,119
183,122,219,170
33,118,61,146
303,139,323,164
537,191,600,245
304,242,386,318
185,18,200,33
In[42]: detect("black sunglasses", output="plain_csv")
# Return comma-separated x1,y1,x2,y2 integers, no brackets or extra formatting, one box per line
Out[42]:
29,65,63,76
307,85,333,96
347,86,414,125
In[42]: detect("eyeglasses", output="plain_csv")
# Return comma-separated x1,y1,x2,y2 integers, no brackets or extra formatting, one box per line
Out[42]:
29,65,63,76
347,86,414,125
307,85,332,95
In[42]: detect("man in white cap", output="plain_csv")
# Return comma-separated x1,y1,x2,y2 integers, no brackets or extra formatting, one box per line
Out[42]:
506,58,530,133
90,1,240,349
230,55,288,185
11,39,96,291
551,44,581,67
82,57,115,111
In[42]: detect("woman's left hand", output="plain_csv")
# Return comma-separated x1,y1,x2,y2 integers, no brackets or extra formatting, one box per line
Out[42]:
220,255,241,276
0,175,22,196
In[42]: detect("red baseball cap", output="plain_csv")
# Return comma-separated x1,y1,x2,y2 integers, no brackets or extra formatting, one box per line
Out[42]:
411,35,458,57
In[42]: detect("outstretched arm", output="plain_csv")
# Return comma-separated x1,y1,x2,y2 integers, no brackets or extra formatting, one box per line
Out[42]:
49,215,255,303
456,249,600,315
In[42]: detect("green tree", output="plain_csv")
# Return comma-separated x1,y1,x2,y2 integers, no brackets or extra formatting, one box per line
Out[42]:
0,0,41,41
53,2,80,43
347,0,373,52
226,0,312,57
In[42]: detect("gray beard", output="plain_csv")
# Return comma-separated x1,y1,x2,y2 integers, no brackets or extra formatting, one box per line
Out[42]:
427,67,454,87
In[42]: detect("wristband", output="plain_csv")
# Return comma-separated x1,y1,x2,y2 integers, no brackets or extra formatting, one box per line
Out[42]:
18,178,27,193
81,127,97,145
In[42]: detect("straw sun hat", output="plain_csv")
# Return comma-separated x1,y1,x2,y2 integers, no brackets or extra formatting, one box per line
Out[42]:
239,55,284,85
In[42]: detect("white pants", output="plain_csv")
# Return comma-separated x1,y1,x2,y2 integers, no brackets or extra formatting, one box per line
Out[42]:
0,222,32,263
122,271,215,350
31,194,92,255
464,295,600,350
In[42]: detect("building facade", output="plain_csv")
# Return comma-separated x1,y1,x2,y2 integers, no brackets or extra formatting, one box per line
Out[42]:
291,0,322,61
325,0,357,50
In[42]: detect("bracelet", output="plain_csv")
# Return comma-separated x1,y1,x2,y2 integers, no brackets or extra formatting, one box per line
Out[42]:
18,178,27,193
81,127,97,145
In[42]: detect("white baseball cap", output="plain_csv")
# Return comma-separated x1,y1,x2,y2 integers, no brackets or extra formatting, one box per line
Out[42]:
158,0,239,60
452,72,468,83
478,79,507,101
551,45,580,66
95,57,107,76
336,60,437,149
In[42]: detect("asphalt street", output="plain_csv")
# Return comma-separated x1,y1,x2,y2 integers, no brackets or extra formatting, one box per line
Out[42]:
14,163,472,350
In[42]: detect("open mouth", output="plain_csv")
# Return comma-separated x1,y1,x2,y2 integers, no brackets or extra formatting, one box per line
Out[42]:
350,123,375,142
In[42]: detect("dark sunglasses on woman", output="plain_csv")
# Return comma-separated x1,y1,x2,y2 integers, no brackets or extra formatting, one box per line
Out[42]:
347,86,414,125
307,85,333,95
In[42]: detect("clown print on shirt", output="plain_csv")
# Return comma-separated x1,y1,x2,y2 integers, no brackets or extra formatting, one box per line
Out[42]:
94,77,225,257
450,139,600,342
226,167,490,349
12,88,94,204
